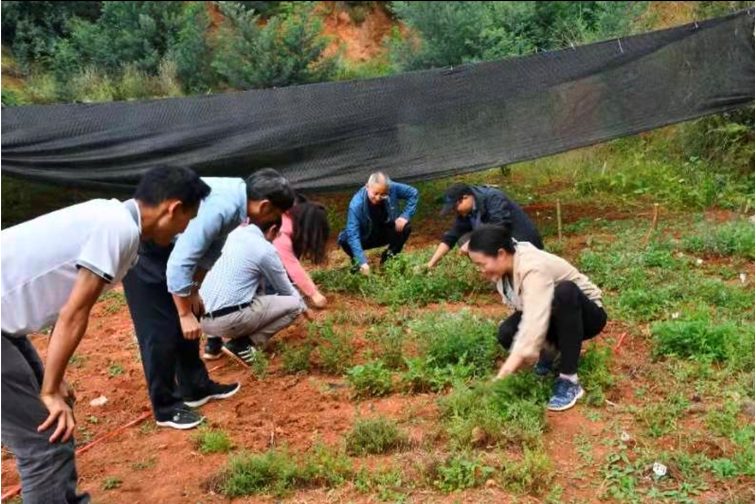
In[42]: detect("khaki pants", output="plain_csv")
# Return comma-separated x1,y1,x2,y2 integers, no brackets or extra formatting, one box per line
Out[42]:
201,295,303,346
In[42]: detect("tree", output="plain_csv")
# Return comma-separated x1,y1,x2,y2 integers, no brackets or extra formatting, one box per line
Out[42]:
212,1,338,89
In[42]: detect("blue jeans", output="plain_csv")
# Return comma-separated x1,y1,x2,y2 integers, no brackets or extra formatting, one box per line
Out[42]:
1,334,89,504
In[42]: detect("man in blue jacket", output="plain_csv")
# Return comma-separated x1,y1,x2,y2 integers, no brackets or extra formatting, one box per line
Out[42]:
338,172,419,275
427,182,543,269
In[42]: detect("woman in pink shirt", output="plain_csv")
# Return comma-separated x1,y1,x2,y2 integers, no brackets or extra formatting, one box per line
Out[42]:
274,201,330,308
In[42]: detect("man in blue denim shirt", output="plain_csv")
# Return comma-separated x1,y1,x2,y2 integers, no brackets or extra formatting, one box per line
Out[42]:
337,172,419,275
123,168,296,429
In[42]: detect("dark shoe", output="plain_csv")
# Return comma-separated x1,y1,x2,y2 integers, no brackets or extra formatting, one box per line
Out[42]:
156,408,204,430
534,358,554,377
184,382,241,408
222,338,258,368
203,336,223,360
380,249,395,265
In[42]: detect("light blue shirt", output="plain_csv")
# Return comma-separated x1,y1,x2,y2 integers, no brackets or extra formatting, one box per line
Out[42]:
200,225,304,313
167,178,248,296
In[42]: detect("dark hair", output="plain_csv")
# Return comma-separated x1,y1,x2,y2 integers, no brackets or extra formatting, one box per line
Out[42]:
259,216,283,234
134,166,210,209
468,224,516,256
246,168,296,211
290,202,330,264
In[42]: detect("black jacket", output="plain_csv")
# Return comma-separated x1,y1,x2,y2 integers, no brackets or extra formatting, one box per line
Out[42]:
441,186,543,249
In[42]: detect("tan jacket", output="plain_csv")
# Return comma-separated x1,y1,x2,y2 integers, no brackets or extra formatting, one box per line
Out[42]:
496,242,603,359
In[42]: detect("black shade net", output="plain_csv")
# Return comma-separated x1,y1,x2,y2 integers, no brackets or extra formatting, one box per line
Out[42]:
2,10,754,191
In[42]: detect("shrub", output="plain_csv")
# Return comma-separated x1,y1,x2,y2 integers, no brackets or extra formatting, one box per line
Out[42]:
214,444,352,497
681,221,755,260
410,310,500,377
192,427,233,455
500,446,555,496
212,1,337,90
311,319,355,374
347,361,393,399
438,375,549,450
432,454,494,493
281,342,313,374
345,417,408,456
388,1,648,71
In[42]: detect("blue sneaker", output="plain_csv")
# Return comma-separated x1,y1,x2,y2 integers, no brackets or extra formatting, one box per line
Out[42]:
534,358,554,377
547,378,584,412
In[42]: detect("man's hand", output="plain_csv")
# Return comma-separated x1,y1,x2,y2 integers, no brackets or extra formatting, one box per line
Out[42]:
360,264,371,276
310,292,328,309
395,217,409,233
180,312,202,340
38,391,76,443
459,241,470,254
304,308,317,321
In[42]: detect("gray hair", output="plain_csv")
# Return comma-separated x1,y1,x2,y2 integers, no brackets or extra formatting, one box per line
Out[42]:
366,172,391,187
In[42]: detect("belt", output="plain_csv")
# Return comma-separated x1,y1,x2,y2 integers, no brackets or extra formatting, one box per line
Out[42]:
203,302,252,320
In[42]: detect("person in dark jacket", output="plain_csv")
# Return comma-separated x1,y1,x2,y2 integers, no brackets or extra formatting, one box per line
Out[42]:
338,172,419,275
426,183,543,269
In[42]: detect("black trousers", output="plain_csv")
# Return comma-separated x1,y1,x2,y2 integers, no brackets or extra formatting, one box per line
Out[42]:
497,281,607,375
122,241,214,421
339,222,412,264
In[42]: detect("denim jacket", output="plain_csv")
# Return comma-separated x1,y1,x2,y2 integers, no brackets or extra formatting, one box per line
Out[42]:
338,182,419,266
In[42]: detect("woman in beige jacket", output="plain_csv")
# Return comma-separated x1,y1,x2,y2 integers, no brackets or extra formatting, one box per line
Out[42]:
468,225,607,411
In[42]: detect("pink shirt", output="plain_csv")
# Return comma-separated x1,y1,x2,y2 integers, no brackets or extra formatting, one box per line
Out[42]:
273,213,318,298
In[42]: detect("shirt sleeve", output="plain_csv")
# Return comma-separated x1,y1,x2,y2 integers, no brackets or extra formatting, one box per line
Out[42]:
395,182,419,220
345,203,368,266
273,233,319,298
77,221,137,284
260,249,305,309
441,217,472,248
167,203,229,297
509,269,555,359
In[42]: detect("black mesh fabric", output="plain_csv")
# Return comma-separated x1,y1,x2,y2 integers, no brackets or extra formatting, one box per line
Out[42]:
2,10,754,191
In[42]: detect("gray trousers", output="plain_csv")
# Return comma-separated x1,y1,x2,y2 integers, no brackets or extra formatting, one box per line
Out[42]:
1,334,90,504
201,295,303,346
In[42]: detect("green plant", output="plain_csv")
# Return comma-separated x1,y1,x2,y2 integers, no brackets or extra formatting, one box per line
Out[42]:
578,344,615,405
68,354,87,368
218,448,301,497
133,456,156,471
438,375,549,450
345,416,408,456
410,310,500,377
108,362,124,377
681,221,755,260
652,319,755,371
347,361,393,399
101,289,126,315
213,444,352,497
399,357,475,394
433,454,494,493
500,446,555,496
281,342,313,374
248,349,269,379
367,324,405,370
312,319,355,375
388,1,648,71
192,427,233,455
102,476,122,490
212,1,337,90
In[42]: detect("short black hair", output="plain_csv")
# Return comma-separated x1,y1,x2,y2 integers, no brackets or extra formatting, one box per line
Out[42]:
134,166,210,208
246,168,296,212
468,224,516,257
